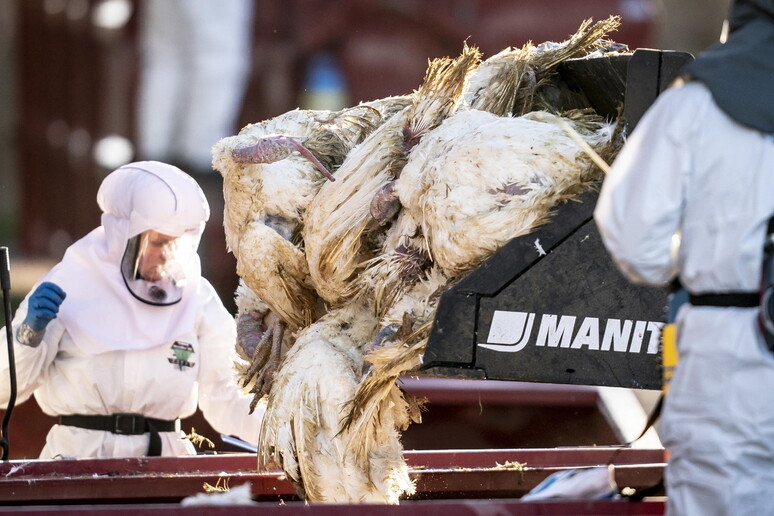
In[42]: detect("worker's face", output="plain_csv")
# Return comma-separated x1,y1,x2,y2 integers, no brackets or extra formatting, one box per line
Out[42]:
136,230,179,282
121,229,196,305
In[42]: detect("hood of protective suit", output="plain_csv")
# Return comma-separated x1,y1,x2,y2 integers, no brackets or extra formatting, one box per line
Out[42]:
98,162,210,260
45,161,212,354
686,0,774,133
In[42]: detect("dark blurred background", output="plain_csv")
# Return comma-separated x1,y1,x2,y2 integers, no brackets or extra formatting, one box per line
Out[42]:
0,0,731,459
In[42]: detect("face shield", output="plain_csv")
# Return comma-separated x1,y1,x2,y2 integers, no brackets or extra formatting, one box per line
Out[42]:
97,161,210,305
120,230,198,305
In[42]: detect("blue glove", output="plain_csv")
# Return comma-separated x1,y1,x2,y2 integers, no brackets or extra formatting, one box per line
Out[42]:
24,282,66,331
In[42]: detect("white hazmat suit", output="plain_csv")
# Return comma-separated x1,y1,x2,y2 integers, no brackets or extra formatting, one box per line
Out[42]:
0,161,264,459
595,81,774,515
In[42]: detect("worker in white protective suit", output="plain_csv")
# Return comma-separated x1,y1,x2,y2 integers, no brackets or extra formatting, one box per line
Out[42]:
595,1,774,514
0,161,265,459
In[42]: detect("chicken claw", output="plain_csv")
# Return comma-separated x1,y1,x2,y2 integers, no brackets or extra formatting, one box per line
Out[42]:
253,312,285,411
236,309,286,412
236,310,267,362
232,135,336,182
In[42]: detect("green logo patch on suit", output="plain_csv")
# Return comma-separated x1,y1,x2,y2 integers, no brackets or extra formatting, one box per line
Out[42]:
168,341,196,371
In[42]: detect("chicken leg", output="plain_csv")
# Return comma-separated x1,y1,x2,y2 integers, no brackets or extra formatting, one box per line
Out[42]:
236,308,286,412
232,135,336,181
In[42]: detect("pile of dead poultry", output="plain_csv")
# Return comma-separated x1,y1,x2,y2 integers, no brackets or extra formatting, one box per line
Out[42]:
212,16,627,504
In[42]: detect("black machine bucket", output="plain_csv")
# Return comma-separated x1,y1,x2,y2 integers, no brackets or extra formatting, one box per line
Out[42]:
420,48,694,391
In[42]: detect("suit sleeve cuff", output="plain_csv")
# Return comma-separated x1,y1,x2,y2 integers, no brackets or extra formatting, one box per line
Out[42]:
16,322,45,348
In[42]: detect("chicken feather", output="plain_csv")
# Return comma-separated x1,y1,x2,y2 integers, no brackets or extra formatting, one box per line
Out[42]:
464,16,622,116
397,108,616,277
221,18,631,506
304,45,481,306
257,302,414,503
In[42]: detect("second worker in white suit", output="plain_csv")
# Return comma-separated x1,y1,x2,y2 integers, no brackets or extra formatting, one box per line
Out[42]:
595,1,774,514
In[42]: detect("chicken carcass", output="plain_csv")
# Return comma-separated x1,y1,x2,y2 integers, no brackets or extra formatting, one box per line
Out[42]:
257,300,415,503
344,107,621,447
213,105,398,401
221,17,630,506
303,45,481,306
214,108,382,325
398,108,618,277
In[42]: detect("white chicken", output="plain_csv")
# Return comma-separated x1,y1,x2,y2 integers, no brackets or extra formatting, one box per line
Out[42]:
214,107,381,327
343,266,447,447
257,300,416,503
398,108,616,277
340,18,626,447
343,108,620,444
217,17,629,505
303,45,481,306
213,102,409,403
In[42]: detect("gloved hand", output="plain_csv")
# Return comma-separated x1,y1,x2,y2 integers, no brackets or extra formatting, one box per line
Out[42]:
24,282,66,331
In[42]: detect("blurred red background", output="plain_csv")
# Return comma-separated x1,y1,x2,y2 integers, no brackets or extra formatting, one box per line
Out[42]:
4,0,662,460
13,0,657,313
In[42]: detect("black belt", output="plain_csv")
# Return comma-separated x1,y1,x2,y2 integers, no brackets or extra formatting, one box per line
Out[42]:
59,414,178,456
689,292,759,308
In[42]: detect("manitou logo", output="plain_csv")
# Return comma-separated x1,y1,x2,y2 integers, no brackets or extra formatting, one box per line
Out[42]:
478,310,663,354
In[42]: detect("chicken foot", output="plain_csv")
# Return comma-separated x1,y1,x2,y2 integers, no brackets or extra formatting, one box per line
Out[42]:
235,310,267,362
236,309,286,412
232,135,336,182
